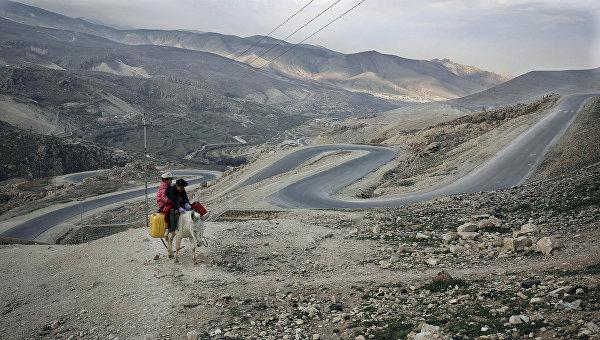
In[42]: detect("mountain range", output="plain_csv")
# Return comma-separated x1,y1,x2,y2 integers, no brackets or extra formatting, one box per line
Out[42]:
0,0,510,103
0,0,598,181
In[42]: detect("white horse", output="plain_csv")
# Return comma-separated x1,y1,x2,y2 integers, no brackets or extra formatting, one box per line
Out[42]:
164,211,206,264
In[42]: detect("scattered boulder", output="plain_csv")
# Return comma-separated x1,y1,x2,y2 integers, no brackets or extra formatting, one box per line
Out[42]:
442,231,459,242
478,216,502,228
432,271,453,282
549,286,571,296
513,223,540,237
509,315,529,325
559,299,581,310
457,222,478,233
328,303,343,312
535,236,562,255
416,232,430,239
408,323,444,340
186,330,201,340
521,279,542,289
379,259,392,269
458,231,480,240
530,297,543,304
209,329,222,337
426,258,439,266
586,322,600,334
503,236,532,252
448,244,465,254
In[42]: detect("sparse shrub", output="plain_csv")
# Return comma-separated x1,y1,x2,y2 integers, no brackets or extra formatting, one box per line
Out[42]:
422,278,468,292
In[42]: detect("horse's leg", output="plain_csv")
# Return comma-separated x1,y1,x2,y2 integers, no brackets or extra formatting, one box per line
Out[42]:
174,235,182,263
167,233,174,259
191,240,198,265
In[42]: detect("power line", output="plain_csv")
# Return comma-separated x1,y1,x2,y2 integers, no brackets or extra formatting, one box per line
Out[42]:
206,0,315,79
257,0,367,70
225,0,343,77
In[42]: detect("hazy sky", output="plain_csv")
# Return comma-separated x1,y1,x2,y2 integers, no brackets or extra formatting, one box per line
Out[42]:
19,0,600,76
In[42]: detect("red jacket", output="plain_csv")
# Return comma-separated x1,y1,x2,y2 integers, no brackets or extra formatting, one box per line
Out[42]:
156,181,172,208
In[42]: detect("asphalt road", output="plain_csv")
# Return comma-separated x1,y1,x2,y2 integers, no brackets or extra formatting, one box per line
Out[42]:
1,170,220,240
267,94,598,208
3,94,595,239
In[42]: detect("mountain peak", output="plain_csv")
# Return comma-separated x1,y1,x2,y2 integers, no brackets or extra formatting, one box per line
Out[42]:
432,58,512,84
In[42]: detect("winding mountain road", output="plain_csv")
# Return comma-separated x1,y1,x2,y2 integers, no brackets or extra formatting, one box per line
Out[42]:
1,170,220,240
264,94,596,208
1,94,596,240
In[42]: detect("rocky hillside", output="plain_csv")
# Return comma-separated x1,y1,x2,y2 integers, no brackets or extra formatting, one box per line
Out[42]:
355,95,560,198
0,16,394,165
0,121,127,181
1,154,598,339
0,0,510,102
431,58,511,88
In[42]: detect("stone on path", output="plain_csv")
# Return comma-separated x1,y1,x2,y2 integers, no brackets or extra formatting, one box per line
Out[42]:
503,236,532,252
535,236,562,255
513,223,540,237
457,222,478,233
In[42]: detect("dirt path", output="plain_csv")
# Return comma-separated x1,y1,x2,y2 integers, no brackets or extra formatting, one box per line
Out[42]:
2,199,598,339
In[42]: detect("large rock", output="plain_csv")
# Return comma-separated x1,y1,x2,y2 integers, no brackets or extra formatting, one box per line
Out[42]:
586,322,600,334
432,271,453,282
448,245,465,254
503,236,533,252
478,216,502,228
457,222,478,233
186,330,201,340
509,315,529,325
513,223,540,237
409,323,443,340
442,231,459,242
458,231,480,240
535,236,562,255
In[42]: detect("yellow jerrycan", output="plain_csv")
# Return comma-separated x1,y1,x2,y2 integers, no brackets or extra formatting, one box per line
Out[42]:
148,213,167,238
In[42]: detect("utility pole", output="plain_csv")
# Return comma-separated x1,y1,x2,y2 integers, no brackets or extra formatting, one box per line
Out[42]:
77,198,85,225
143,111,149,230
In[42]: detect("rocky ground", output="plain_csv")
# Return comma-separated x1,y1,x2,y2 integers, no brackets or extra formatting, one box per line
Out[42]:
1,158,598,339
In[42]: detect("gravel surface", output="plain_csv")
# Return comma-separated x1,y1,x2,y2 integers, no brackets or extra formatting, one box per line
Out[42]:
1,161,598,339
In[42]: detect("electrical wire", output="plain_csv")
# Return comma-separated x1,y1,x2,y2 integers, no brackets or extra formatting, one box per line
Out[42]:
206,0,315,79
257,0,367,70
224,0,343,78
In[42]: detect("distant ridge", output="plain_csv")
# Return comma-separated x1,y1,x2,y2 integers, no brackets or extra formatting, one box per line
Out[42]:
451,68,600,109
0,0,510,102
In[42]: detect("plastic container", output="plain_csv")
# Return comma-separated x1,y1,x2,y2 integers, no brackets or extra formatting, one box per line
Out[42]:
191,202,208,216
148,213,166,238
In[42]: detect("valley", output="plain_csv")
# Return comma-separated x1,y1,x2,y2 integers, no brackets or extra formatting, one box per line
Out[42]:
0,1,598,340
